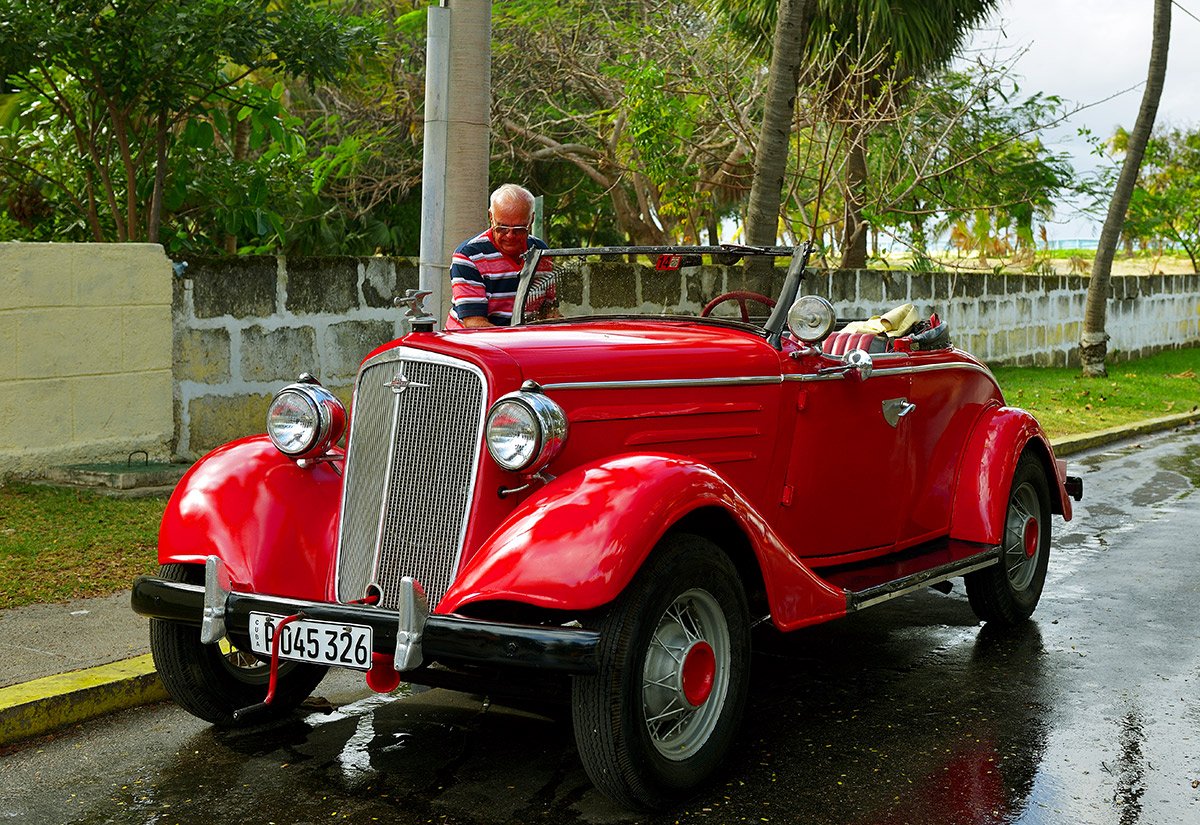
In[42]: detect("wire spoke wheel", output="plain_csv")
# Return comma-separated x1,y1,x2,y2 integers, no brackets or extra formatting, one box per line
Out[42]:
217,639,271,681
1002,482,1043,591
641,588,731,758
966,455,1052,626
572,534,750,810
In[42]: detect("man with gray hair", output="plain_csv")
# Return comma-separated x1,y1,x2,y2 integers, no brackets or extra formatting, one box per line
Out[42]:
445,183,552,329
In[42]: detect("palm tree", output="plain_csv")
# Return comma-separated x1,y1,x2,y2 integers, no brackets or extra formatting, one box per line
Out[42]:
744,0,815,250
722,0,999,265
1081,0,1171,377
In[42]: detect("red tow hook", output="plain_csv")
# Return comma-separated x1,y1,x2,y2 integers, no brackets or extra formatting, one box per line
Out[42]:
232,610,308,721
262,611,308,705
231,593,380,722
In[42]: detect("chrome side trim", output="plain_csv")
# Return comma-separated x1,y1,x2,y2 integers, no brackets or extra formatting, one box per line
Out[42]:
847,549,1000,612
540,360,991,391
904,360,996,381
785,360,995,383
540,375,783,391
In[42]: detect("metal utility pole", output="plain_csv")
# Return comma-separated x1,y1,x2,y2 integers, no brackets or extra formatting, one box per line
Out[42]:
419,1,492,325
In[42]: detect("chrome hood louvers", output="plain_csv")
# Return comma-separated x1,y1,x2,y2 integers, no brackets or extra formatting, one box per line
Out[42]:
335,347,487,610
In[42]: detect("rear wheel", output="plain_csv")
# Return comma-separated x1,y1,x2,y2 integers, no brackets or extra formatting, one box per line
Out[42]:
149,563,327,725
965,455,1051,625
571,534,750,810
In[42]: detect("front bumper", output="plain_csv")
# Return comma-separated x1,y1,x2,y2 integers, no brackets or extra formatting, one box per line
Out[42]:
131,560,599,675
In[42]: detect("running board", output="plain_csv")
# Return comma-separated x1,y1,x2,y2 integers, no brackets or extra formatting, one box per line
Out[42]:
818,540,1001,613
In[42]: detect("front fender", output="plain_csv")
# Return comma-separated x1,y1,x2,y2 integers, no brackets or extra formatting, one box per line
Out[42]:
158,436,343,600
950,406,1069,546
439,453,846,629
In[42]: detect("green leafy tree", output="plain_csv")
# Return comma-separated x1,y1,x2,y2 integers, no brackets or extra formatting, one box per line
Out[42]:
1122,127,1200,273
866,68,1073,263
714,0,999,265
277,3,428,255
0,0,374,245
743,0,814,252
490,0,762,245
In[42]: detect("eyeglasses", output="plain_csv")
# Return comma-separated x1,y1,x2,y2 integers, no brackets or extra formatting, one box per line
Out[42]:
492,224,530,236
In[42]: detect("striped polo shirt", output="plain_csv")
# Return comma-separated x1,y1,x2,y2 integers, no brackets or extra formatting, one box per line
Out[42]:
445,230,551,328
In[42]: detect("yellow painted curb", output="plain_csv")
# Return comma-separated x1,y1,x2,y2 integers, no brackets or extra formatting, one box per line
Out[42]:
0,654,167,746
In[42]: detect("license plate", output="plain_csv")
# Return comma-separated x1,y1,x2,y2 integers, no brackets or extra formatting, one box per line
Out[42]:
248,612,373,671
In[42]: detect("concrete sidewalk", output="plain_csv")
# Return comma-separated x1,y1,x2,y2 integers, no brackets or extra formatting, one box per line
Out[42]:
2,410,1198,748
0,592,163,746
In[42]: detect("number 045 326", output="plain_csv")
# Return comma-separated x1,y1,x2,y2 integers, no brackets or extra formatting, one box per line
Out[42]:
248,612,373,670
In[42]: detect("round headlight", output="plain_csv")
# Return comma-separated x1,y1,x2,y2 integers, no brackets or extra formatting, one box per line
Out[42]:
266,383,346,459
787,295,836,342
485,391,567,473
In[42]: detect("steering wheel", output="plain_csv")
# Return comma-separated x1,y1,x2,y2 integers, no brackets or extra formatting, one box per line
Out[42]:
700,291,777,322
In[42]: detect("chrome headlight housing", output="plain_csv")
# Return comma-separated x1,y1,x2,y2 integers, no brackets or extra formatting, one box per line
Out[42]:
266,382,346,459
485,389,568,473
787,295,836,342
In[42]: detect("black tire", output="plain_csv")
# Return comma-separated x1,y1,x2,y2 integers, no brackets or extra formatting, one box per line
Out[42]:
571,534,751,810
965,454,1051,626
149,563,327,725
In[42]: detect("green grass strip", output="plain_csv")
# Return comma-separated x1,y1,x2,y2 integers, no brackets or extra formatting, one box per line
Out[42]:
0,485,164,609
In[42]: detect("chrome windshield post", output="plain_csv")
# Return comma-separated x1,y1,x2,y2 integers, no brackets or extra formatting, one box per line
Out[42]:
510,246,546,327
765,240,814,349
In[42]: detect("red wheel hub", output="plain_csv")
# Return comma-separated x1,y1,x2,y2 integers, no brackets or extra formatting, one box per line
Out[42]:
1023,517,1039,558
680,641,716,707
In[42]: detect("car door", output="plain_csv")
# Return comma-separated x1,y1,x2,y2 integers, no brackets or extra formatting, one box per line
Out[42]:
896,352,1002,545
779,352,915,558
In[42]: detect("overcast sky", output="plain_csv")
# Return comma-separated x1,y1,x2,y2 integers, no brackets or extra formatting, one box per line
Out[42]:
965,0,1199,241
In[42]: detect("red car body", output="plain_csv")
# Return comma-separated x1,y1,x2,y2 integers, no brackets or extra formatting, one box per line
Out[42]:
134,245,1080,810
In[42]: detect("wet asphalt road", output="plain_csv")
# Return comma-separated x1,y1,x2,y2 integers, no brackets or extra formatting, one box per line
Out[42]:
2,426,1199,825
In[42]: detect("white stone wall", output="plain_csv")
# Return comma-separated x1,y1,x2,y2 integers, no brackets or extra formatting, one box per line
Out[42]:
0,243,173,476
809,269,1200,367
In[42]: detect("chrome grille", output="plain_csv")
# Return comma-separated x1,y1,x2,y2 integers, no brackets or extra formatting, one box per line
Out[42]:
336,348,486,610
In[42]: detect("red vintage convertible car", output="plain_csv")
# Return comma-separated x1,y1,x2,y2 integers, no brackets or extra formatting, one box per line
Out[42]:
132,244,1081,809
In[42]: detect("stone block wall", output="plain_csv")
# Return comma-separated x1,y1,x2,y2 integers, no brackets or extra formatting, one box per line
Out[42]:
0,243,173,476
174,256,418,458
543,262,1199,368
8,246,1191,471
811,269,1200,367
173,256,1200,461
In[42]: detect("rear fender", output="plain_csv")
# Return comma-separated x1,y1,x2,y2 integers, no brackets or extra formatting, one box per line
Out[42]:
440,454,846,629
950,406,1071,546
158,436,343,600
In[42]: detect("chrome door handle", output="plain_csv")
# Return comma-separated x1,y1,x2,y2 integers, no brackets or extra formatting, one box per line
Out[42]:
882,398,916,428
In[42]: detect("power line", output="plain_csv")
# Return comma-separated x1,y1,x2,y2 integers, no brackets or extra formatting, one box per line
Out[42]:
1172,0,1200,25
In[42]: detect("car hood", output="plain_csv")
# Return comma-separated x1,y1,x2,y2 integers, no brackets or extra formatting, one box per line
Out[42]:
397,320,785,388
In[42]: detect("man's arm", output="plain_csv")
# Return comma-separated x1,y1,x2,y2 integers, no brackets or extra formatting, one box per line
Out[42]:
449,250,491,326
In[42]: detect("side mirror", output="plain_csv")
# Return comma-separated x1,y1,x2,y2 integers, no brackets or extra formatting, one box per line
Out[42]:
845,348,873,380
818,348,873,380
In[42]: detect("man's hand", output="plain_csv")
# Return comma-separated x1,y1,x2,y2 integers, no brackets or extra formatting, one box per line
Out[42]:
461,316,494,328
